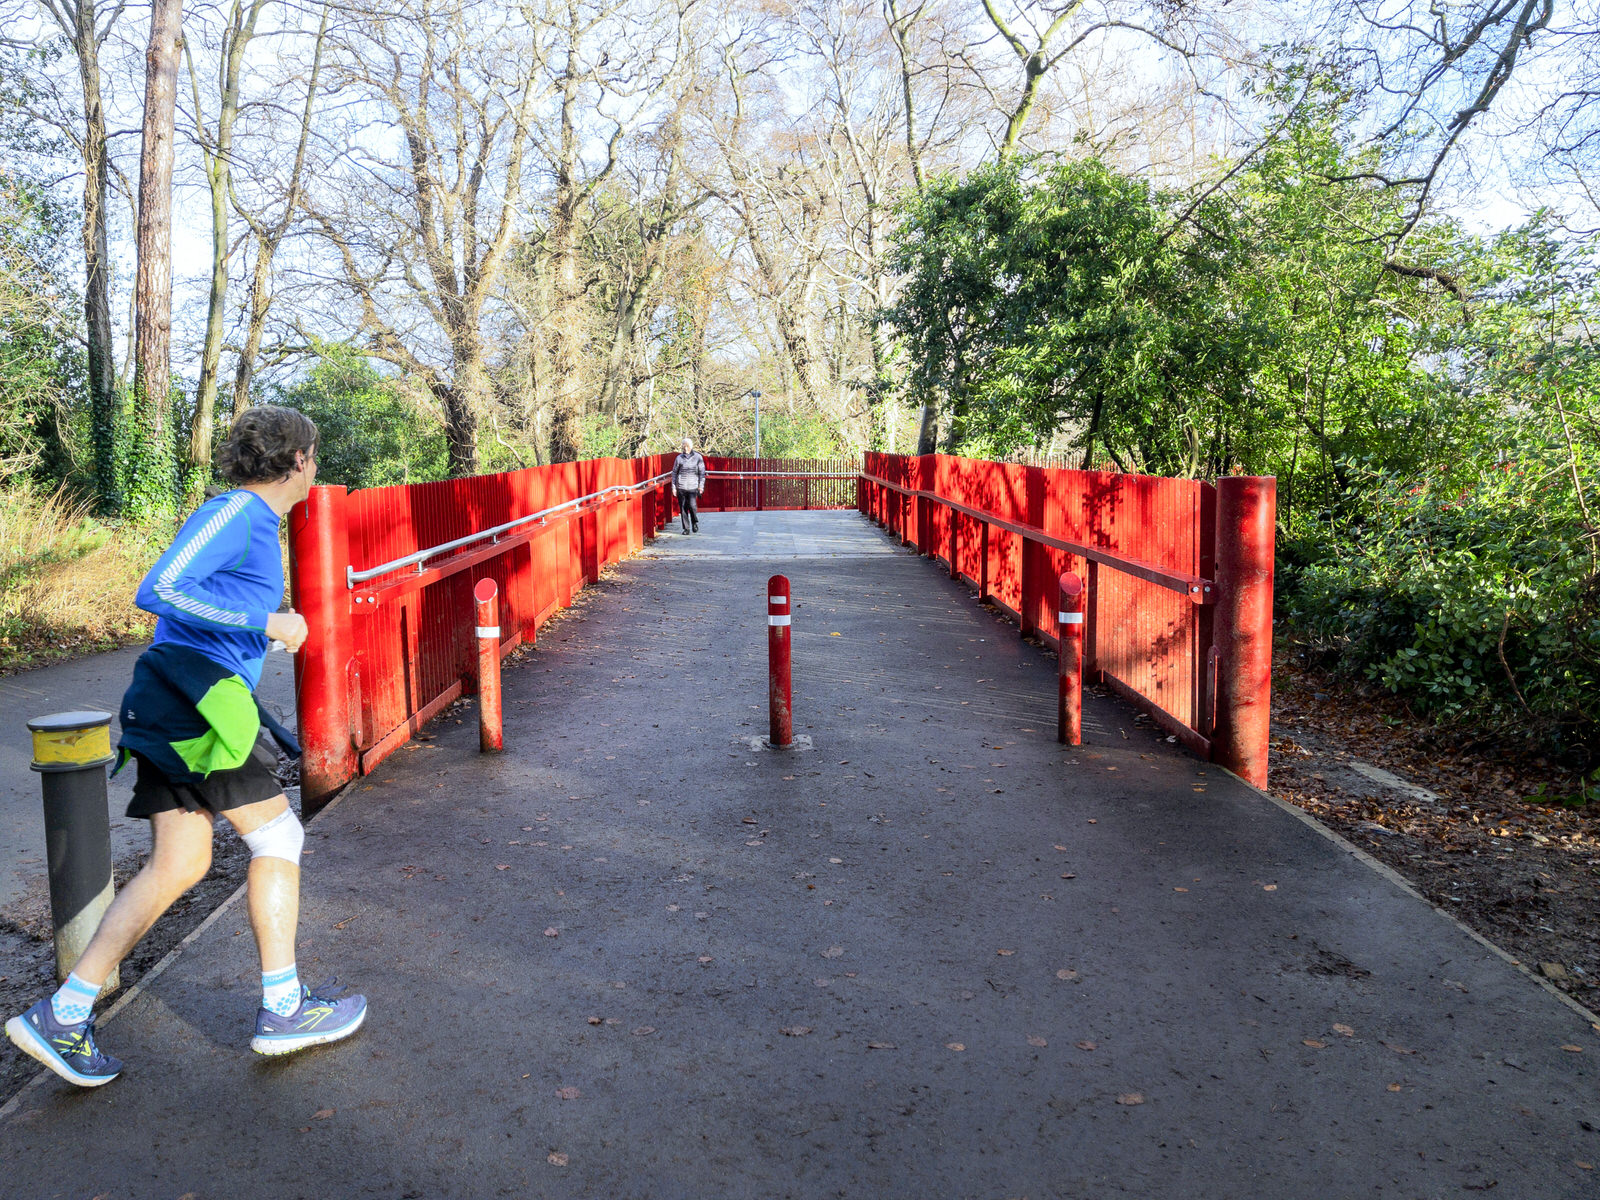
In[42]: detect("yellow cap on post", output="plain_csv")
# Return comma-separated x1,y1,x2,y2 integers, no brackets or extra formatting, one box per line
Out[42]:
28,711,115,772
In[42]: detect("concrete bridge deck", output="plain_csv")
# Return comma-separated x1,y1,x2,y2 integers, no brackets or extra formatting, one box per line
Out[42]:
1,511,1594,1199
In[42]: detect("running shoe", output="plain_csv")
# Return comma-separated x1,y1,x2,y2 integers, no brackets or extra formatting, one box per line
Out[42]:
251,979,367,1056
5,998,123,1087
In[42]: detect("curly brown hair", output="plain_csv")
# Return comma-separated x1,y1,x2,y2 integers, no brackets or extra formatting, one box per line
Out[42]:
216,405,319,485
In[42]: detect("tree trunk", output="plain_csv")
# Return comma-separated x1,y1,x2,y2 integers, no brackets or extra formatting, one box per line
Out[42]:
915,401,937,454
437,352,484,477
597,260,661,419
1080,390,1103,470
187,0,263,495
547,37,586,465
884,0,926,191
232,233,274,415
130,0,185,515
73,2,120,513
232,3,328,415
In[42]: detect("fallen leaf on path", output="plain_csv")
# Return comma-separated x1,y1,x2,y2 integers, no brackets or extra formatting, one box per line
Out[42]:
1174,887,1188,893
697,956,713,964
547,1152,569,1167
496,865,510,871
1387,1083,1403,1092
1116,1093,1145,1106
1056,968,1079,980
821,946,844,958
1054,844,1068,851
543,927,559,937
997,948,1015,956
867,1041,896,1050
1076,1040,1097,1051
781,1026,812,1037
1262,884,1278,892
1302,1039,1327,1049
1061,873,1076,879
945,1042,965,1052
556,1087,581,1100
1027,1036,1047,1047
312,1108,335,1120
1381,1041,1416,1055
587,1016,602,1025
1561,1044,1585,1053
633,1026,656,1036
1333,1024,1356,1037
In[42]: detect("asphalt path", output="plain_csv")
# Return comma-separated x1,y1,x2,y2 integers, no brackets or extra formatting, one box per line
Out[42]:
0,511,1594,1198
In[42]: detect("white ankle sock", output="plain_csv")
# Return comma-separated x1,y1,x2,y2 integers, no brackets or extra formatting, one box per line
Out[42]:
262,964,301,1016
50,972,101,1025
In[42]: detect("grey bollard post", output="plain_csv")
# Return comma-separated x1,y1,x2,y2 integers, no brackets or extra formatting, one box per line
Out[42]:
28,712,119,992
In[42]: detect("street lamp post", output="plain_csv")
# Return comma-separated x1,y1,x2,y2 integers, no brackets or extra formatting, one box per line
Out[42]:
746,388,764,510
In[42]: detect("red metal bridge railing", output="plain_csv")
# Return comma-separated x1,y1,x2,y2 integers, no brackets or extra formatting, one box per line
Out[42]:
288,454,680,806
289,451,1269,806
859,453,1274,787
698,456,859,512
288,454,859,807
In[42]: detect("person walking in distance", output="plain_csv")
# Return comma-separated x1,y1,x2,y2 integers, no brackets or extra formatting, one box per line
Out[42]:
5,406,367,1088
673,436,707,534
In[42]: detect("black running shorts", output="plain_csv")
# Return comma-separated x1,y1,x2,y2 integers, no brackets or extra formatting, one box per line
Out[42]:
126,734,284,819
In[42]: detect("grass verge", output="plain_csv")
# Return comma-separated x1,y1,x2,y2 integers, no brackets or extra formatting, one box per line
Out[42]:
0,483,167,674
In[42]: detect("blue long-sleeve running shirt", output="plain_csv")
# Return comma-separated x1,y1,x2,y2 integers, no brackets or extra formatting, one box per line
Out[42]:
136,489,284,689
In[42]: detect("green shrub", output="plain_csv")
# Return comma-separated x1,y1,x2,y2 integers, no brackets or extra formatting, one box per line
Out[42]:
274,346,448,490
1288,445,1600,759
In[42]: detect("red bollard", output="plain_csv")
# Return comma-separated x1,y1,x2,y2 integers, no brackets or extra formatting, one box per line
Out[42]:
474,577,503,753
768,574,792,746
288,485,357,809
1057,571,1084,745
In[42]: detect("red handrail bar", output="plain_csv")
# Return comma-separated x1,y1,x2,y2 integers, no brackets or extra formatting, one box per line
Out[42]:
858,457,1273,788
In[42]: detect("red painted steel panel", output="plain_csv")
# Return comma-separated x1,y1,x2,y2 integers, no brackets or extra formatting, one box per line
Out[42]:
331,454,855,783
863,452,1239,752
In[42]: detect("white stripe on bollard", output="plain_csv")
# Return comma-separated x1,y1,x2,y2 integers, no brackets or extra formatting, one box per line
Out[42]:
768,615,791,626
1059,612,1084,624
476,626,501,639
769,595,787,604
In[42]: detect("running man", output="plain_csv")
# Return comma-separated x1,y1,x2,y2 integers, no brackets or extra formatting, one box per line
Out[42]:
5,406,366,1087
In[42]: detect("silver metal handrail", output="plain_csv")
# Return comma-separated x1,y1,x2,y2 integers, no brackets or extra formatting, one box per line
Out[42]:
346,466,865,588
346,472,674,587
704,471,857,480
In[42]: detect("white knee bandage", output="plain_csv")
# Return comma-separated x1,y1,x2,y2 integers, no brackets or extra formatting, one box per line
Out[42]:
242,809,305,865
